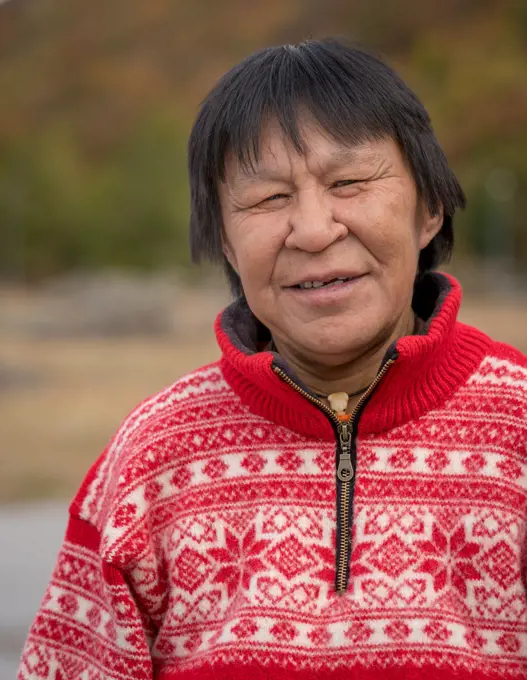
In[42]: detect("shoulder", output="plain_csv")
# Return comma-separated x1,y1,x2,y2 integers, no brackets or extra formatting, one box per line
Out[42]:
467,332,527,388
458,329,527,430
486,339,527,369
69,360,236,532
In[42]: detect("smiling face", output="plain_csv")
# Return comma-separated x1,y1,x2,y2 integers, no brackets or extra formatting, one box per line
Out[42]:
219,120,443,367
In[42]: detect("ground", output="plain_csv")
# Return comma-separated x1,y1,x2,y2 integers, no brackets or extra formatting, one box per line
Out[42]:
0,289,526,505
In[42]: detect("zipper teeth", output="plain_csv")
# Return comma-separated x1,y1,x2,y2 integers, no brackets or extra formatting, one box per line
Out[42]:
336,481,352,590
273,358,396,595
272,367,340,425
334,357,396,593
348,357,396,422
273,357,396,423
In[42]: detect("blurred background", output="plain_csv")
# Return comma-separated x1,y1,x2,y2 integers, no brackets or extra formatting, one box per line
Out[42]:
1,1,527,506
1,0,527,673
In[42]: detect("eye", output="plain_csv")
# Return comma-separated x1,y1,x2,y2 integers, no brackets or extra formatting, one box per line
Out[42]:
263,193,289,202
254,193,290,208
332,179,358,189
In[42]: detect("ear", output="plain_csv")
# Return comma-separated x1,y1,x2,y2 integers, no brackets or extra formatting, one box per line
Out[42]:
418,204,444,251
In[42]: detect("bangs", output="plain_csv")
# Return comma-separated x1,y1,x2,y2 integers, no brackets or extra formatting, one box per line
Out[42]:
209,41,415,180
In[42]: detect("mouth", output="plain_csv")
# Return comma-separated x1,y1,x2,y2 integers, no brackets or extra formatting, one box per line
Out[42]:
292,275,358,290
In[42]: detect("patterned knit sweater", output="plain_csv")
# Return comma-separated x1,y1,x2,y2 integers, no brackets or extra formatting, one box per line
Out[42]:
18,272,527,680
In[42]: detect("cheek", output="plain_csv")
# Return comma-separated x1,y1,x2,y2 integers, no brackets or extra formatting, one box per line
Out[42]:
335,188,420,266
226,216,285,288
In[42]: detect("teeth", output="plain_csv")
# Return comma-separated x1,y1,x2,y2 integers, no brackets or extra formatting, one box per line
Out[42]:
298,277,350,289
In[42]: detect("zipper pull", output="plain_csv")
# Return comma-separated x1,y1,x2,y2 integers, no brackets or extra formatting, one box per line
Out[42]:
337,420,354,482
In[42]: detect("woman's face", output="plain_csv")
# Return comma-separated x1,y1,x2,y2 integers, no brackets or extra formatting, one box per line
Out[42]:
219,120,442,366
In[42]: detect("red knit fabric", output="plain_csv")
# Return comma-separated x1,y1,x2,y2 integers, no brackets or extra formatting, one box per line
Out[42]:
17,273,527,680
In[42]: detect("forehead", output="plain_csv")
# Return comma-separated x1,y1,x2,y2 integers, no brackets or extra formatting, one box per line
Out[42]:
223,118,401,184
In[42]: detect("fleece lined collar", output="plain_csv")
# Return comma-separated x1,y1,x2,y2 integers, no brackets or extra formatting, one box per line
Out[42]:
215,272,492,441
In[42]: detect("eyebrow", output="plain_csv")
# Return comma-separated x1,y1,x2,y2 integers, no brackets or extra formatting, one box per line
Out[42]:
232,145,378,186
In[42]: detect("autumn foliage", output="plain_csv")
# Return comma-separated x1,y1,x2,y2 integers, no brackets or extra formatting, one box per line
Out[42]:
1,0,526,279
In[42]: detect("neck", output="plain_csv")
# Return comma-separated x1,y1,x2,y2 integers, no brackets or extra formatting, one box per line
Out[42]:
272,308,417,409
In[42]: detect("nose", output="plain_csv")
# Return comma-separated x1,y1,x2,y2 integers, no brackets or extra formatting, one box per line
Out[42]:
284,188,348,252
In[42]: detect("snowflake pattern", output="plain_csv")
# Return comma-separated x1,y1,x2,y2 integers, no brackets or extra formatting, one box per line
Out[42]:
16,344,527,680
416,523,481,597
208,526,270,597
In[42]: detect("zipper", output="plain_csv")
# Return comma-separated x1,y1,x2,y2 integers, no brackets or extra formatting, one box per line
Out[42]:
334,358,395,593
273,356,396,593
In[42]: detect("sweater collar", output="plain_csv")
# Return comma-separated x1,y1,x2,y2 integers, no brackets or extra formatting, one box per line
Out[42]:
215,272,491,441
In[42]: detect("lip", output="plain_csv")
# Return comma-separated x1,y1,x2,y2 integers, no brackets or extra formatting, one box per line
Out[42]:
285,270,367,288
284,273,369,305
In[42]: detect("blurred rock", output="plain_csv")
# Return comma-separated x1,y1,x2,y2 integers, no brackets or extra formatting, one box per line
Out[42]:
35,272,177,338
0,271,229,339
0,364,43,391
0,503,67,677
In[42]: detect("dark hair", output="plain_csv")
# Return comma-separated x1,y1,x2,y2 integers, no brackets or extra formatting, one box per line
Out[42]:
188,38,466,298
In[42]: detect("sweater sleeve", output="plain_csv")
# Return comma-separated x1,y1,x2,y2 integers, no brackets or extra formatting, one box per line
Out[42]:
16,513,154,680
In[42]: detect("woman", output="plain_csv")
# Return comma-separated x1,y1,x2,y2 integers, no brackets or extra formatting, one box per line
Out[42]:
18,39,527,680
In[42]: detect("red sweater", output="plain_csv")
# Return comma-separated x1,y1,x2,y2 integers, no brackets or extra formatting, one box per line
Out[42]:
18,273,527,680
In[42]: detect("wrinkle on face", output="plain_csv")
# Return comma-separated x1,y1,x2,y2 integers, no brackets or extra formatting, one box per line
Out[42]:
218,118,442,376
227,143,392,198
